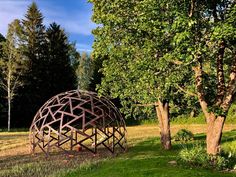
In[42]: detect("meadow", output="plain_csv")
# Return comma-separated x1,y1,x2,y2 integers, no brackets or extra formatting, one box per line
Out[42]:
1,124,236,177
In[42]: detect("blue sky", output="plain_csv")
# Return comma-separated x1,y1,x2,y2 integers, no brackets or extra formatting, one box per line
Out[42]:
0,0,95,52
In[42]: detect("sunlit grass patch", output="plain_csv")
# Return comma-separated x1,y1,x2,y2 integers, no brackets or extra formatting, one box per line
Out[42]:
0,125,236,177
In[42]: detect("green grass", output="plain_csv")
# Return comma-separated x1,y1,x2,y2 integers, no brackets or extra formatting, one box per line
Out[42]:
59,132,236,177
130,104,236,125
0,128,28,132
1,125,236,177
137,112,236,126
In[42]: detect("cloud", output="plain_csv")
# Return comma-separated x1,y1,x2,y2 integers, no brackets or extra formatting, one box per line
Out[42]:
76,43,92,52
0,0,96,36
0,1,29,35
0,0,95,51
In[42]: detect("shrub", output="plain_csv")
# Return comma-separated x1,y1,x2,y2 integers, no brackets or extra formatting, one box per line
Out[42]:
179,144,208,167
179,144,236,170
174,129,194,141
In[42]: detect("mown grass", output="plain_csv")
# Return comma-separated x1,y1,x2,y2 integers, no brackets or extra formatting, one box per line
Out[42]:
0,132,28,151
59,132,236,177
0,125,236,177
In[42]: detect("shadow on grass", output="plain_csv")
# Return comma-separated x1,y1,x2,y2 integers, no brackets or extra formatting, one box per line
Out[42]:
62,134,236,177
127,129,236,160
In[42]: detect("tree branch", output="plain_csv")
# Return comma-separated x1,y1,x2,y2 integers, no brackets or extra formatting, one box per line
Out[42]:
189,0,195,17
0,80,8,92
216,40,226,105
221,54,236,112
193,58,210,118
177,85,197,97
133,103,157,107
212,0,218,22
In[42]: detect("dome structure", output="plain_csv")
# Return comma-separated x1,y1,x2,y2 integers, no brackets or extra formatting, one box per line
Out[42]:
29,90,127,156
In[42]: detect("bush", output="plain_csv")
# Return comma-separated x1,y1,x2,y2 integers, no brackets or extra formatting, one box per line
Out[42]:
179,144,236,170
179,144,208,167
174,129,194,141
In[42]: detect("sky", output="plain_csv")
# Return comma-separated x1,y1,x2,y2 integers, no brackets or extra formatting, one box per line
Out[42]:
0,0,95,52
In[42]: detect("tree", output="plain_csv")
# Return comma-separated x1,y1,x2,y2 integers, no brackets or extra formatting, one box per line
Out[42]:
0,19,25,131
14,2,48,126
163,0,236,155
12,3,78,127
74,52,93,90
90,0,193,150
46,22,76,95
89,54,104,91
0,33,5,44
91,0,236,154
0,33,6,125
188,1,236,155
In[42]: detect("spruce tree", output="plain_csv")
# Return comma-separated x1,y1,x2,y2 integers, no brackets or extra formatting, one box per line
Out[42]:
14,2,48,126
46,22,76,95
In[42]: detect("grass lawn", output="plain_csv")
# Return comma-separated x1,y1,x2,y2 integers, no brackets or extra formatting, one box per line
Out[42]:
0,124,236,177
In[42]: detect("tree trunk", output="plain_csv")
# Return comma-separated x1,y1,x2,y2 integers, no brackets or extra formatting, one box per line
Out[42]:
7,69,11,132
206,114,225,155
7,91,11,132
155,100,171,150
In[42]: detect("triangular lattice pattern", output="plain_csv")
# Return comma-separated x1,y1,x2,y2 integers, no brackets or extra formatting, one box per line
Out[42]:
29,90,127,156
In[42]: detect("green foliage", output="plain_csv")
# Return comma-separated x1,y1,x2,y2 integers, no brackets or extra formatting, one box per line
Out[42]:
0,2,78,128
89,55,103,91
179,144,209,167
0,19,26,130
91,0,196,119
179,144,236,170
74,52,93,90
174,129,194,141
0,19,25,97
14,2,49,127
10,3,79,128
171,114,206,125
46,22,76,94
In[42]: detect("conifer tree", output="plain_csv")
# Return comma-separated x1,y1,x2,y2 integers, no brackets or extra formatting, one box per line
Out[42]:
15,2,48,126
46,22,76,95
0,33,6,124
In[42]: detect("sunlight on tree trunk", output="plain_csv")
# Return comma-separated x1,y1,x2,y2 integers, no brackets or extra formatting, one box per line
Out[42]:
7,69,11,132
155,101,171,150
206,114,225,155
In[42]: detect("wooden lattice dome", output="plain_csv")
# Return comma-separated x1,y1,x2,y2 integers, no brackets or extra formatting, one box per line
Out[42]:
29,90,127,156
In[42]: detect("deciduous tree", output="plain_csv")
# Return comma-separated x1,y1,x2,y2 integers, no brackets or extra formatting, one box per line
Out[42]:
0,19,25,131
90,0,192,150
75,52,93,90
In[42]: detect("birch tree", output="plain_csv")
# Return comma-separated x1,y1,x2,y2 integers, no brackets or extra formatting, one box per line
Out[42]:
0,19,25,131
